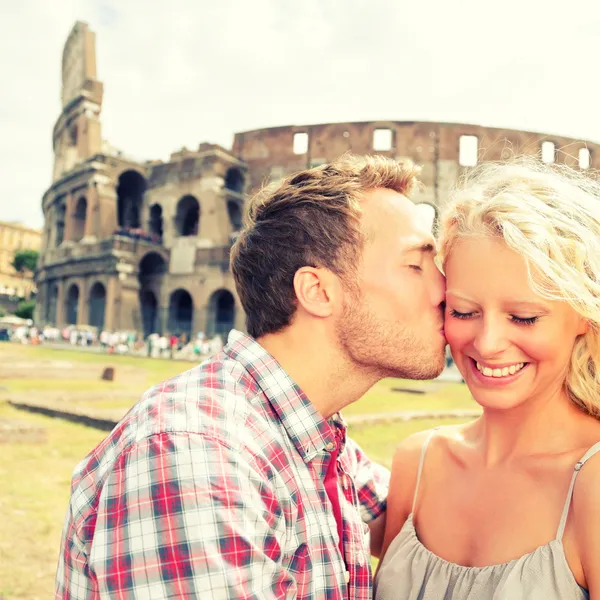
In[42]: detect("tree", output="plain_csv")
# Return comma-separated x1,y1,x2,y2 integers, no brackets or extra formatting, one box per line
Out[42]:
12,250,39,274
14,300,35,320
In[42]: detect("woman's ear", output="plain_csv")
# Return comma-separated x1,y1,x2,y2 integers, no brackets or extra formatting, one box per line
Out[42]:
577,317,590,337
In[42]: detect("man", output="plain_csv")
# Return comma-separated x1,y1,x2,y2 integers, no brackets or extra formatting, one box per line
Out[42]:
56,155,446,599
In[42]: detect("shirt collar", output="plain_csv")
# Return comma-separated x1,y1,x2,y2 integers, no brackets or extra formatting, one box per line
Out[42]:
225,329,346,462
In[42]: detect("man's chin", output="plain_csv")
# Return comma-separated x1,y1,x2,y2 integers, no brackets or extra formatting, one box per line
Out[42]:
390,358,446,381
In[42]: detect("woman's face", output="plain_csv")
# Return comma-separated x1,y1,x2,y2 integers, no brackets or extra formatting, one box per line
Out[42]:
444,236,587,411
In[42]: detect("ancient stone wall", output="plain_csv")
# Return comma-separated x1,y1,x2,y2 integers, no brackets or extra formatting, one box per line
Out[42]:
233,121,600,211
37,22,600,339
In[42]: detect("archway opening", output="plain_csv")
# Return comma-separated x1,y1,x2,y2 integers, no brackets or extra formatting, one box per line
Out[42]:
89,282,106,330
72,196,87,242
138,252,167,282
208,289,235,338
175,195,200,236
65,284,79,325
168,289,193,338
138,252,166,336
227,201,243,232
117,170,147,230
148,204,163,240
225,167,245,193
140,289,159,338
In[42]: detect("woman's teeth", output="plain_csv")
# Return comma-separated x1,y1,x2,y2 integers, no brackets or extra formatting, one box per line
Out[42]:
475,361,525,378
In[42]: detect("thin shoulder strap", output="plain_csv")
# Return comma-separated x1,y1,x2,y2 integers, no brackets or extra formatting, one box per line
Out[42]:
411,427,440,515
556,440,600,541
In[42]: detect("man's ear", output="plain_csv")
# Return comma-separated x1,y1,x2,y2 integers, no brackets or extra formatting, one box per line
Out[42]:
293,267,335,318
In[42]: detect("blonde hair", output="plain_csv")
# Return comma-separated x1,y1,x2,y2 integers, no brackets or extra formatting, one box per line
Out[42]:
232,154,419,338
438,156,600,418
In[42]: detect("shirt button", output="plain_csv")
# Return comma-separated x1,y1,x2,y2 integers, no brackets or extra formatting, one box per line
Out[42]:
325,442,336,452
358,552,365,566
344,570,350,583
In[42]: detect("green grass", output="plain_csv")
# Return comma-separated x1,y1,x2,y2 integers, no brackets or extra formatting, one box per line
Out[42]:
346,379,475,417
1,343,198,383
1,378,123,393
0,343,476,599
0,401,107,599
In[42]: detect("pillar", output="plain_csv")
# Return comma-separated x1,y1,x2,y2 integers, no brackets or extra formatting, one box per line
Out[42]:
97,185,118,238
84,183,99,239
77,279,88,325
55,279,66,327
104,276,117,331
63,193,75,242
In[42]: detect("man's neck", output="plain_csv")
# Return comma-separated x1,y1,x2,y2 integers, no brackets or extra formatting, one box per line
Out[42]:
257,329,379,419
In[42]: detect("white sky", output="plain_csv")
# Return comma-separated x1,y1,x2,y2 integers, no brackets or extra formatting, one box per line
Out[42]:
2,0,600,229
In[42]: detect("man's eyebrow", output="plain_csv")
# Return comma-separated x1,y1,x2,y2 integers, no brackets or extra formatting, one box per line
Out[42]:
404,242,436,254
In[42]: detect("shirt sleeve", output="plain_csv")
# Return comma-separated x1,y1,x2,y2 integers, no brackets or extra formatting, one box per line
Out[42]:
344,436,390,523
70,432,297,599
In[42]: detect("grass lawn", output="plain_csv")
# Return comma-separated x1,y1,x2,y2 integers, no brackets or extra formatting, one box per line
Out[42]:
0,343,475,599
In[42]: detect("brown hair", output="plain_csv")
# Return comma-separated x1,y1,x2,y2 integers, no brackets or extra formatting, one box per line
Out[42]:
230,154,419,338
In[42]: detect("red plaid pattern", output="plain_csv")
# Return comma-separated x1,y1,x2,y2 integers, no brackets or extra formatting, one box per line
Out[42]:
55,330,389,599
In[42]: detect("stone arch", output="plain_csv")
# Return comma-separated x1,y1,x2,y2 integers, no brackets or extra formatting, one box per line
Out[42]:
225,167,245,193
207,289,235,337
168,289,194,338
227,200,243,232
46,282,59,324
175,195,200,236
65,283,79,325
88,282,106,330
117,170,147,229
138,252,166,336
71,196,87,242
138,251,167,283
148,203,163,239
140,289,159,337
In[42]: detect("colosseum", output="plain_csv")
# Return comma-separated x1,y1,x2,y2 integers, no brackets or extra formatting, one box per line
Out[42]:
36,21,600,339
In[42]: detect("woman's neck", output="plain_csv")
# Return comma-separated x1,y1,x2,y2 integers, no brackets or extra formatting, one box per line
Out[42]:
469,387,592,466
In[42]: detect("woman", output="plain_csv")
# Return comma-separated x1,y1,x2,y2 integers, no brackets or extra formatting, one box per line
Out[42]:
375,157,600,599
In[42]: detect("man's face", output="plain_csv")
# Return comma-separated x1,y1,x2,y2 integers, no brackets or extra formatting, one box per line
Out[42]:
336,188,446,380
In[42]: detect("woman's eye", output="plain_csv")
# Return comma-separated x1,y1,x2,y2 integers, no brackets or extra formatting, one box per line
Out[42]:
449,309,473,319
511,315,538,326
409,265,422,271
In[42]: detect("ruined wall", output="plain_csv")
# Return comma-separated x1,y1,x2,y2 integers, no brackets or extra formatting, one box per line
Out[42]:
233,121,600,209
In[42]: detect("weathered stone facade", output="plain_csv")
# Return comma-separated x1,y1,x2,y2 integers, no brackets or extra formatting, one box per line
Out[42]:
36,21,600,338
36,22,245,338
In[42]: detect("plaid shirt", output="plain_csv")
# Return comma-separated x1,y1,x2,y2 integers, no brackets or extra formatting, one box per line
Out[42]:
56,330,389,599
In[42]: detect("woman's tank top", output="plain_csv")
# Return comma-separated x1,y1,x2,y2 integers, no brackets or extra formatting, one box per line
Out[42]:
374,429,599,599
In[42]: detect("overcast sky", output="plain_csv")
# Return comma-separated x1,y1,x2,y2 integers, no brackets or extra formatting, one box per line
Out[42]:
2,0,599,229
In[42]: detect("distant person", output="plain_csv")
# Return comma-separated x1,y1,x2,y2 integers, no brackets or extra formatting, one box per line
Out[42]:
169,333,178,358
56,155,446,598
376,158,600,599
99,330,108,350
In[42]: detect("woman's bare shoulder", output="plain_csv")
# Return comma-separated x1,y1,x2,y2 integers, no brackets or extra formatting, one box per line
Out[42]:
392,422,472,468
380,423,475,560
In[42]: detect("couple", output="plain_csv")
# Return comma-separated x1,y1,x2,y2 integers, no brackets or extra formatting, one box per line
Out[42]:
56,154,600,599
